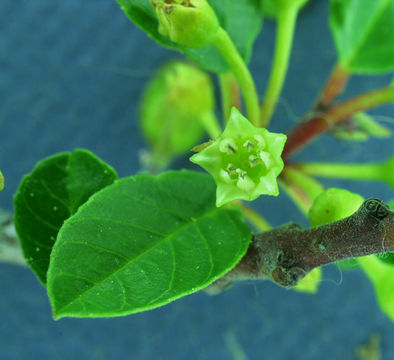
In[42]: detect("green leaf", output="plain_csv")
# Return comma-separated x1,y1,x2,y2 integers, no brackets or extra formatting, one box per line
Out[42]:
0,170,4,191
359,256,394,322
47,170,252,319
13,149,118,284
330,0,394,74
116,0,262,72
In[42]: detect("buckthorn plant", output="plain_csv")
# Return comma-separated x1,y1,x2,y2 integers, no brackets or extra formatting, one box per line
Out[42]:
1,0,394,325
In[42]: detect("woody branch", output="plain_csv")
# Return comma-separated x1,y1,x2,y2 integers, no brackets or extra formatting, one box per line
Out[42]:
205,198,394,294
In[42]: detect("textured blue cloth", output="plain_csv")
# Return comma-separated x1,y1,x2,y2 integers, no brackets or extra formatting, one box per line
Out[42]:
0,1,393,359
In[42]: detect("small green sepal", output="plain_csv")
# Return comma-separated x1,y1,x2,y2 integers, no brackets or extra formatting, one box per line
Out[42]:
190,108,287,207
151,0,220,48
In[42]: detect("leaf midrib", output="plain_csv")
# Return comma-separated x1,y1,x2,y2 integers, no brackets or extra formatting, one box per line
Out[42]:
53,205,220,315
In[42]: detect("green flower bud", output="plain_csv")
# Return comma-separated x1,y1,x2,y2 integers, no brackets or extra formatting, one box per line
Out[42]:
140,61,215,168
151,0,220,48
165,61,214,116
0,170,4,191
190,107,287,207
308,188,364,227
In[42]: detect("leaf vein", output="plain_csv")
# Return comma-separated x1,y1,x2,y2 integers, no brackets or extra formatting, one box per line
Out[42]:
58,270,95,284
69,215,167,237
114,274,127,311
194,222,214,283
98,191,189,223
39,179,71,214
22,192,59,231
146,241,176,305
58,240,129,262
55,206,219,313
24,233,53,250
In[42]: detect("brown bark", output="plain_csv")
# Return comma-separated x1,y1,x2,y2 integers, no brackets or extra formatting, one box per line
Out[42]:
205,198,394,294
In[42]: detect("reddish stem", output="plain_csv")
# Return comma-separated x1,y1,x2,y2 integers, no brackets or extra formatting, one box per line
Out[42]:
220,73,242,123
313,63,350,110
283,86,394,159
230,77,242,112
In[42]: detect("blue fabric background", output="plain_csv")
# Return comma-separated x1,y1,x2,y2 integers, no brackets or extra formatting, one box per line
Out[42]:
0,0,393,359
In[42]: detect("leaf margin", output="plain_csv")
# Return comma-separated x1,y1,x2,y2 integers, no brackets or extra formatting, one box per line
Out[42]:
47,169,252,319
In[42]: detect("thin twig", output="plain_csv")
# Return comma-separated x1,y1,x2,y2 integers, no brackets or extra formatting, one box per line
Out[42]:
283,86,394,159
313,63,350,111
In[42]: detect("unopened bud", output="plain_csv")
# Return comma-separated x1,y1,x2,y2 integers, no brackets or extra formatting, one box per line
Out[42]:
151,0,220,48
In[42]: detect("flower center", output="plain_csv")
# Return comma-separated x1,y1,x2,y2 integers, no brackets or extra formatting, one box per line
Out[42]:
218,135,275,193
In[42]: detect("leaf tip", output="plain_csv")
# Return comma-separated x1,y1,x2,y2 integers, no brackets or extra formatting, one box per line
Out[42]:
51,308,62,321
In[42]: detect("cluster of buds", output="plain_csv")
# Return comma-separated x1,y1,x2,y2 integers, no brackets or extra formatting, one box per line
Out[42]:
191,108,287,207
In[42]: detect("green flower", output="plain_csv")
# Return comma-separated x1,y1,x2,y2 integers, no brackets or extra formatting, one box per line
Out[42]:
190,108,287,207
151,0,220,48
